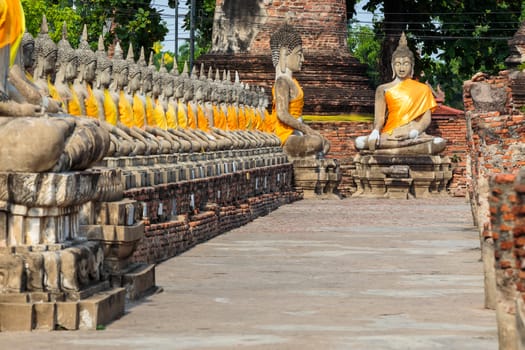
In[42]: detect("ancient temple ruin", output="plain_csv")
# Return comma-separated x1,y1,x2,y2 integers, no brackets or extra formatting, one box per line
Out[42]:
198,0,375,115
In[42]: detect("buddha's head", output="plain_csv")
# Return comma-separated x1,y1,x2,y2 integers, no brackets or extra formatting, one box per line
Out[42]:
21,31,35,73
95,35,112,87
391,32,414,79
78,25,97,83
270,24,303,74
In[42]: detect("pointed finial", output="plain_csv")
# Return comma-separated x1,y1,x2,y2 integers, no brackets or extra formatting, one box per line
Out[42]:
235,71,240,84
81,24,88,42
200,63,207,81
114,41,123,59
126,42,135,62
138,46,147,66
399,32,408,47
40,14,49,35
208,66,213,81
222,69,227,82
97,34,105,52
191,64,198,79
61,21,68,41
215,68,220,82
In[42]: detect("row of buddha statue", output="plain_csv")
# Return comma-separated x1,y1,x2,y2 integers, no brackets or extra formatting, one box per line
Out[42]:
7,15,281,166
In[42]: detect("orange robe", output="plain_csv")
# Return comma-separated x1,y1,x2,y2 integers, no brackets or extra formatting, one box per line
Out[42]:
145,95,156,127
273,78,304,144
187,103,196,129
154,99,167,130
0,0,25,65
118,90,134,128
67,84,82,116
177,100,188,128
166,103,177,129
85,85,99,118
197,104,209,132
382,78,437,135
226,105,238,130
104,89,117,125
133,94,145,129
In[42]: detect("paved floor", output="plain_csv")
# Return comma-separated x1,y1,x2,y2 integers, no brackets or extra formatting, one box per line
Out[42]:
0,197,497,349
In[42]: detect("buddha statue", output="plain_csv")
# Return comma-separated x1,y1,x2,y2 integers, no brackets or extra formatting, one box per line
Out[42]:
8,28,61,114
354,33,446,155
270,24,330,158
0,1,110,171
73,25,97,118
54,22,82,116
31,15,62,110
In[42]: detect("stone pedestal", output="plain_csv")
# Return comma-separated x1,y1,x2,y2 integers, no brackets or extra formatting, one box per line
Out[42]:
0,171,126,331
352,153,453,198
291,157,341,199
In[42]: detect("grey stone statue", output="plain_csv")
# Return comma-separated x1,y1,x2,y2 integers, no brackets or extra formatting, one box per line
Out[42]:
270,24,330,158
354,33,446,155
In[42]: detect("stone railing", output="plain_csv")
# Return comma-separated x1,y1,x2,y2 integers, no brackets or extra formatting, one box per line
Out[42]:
0,144,301,331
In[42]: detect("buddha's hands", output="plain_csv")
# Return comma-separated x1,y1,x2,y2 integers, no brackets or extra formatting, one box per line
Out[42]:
368,129,380,151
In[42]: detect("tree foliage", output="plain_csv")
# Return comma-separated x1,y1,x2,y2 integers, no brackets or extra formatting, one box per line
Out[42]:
22,0,169,59
360,0,523,108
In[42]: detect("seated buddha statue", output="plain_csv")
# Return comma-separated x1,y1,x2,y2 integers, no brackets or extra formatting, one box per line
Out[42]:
72,25,97,118
270,24,330,158
0,1,110,171
54,22,82,116
354,33,446,155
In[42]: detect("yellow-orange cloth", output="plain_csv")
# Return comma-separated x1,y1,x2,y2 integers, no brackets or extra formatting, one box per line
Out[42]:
145,95,156,127
0,0,25,65
67,84,82,116
245,107,254,130
187,103,196,129
133,94,145,129
263,109,274,133
104,89,117,125
197,104,209,132
48,77,62,105
226,105,237,130
118,90,134,127
166,103,177,129
237,107,246,130
177,100,188,128
154,99,167,130
212,104,220,129
273,78,304,144
85,85,98,118
253,110,263,130
382,78,437,135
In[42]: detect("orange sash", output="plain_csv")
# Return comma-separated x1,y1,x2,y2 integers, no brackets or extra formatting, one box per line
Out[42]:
273,78,304,144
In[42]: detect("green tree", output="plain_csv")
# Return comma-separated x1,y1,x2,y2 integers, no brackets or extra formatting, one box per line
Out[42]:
22,0,168,59
348,21,381,87
22,0,83,46
361,0,523,108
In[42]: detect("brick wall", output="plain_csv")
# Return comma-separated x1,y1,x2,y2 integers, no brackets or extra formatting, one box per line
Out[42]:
127,164,301,264
465,69,525,347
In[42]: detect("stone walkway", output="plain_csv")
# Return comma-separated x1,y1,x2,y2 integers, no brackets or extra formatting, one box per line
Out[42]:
0,197,497,349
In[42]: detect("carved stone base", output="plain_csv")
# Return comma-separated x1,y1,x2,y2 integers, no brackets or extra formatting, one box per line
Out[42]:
291,158,341,199
0,287,125,331
352,153,453,198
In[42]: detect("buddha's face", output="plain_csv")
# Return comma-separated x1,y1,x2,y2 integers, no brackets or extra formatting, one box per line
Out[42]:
393,56,412,80
142,73,153,92
99,66,112,86
44,52,57,75
117,68,129,87
286,45,304,72
23,44,35,71
65,59,79,81
164,80,174,97
84,61,97,82
130,72,142,91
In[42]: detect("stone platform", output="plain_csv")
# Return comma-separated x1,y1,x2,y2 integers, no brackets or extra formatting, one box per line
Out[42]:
352,153,454,198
